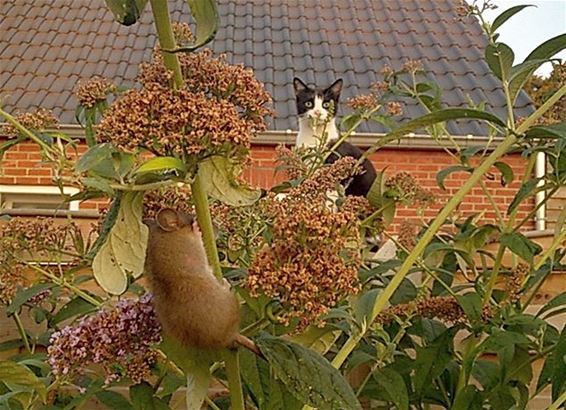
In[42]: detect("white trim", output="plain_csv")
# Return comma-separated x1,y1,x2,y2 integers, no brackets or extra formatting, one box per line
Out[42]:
0,185,80,211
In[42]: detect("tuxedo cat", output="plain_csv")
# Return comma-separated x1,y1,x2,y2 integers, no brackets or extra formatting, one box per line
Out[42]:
293,77,377,197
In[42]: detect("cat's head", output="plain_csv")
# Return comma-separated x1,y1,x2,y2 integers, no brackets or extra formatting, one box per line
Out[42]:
293,77,343,123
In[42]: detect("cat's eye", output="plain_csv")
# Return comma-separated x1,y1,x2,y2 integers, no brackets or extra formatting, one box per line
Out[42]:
322,101,331,108
305,101,313,108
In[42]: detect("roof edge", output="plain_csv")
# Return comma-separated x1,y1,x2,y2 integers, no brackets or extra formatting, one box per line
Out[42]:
0,124,501,151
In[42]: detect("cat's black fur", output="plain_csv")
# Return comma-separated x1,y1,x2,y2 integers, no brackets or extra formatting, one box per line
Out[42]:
326,141,377,197
293,77,377,197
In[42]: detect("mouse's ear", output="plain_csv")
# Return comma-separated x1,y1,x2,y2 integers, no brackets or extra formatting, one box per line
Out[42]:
156,208,181,231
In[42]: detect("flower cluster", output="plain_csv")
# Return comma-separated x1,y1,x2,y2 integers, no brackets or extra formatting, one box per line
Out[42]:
402,59,423,73
98,46,271,162
74,76,117,108
246,158,363,329
504,262,529,304
385,172,436,206
347,94,380,111
171,22,194,45
48,294,161,384
0,218,82,303
398,220,418,251
376,295,492,325
274,145,311,180
143,184,193,219
1,108,59,138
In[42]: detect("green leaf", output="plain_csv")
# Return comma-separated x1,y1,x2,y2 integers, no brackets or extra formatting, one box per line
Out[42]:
452,385,482,410
500,232,542,263
255,333,362,410
50,296,98,326
92,192,148,294
353,289,380,327
92,236,128,295
198,156,261,206
164,0,219,53
134,157,187,176
490,5,533,33
382,109,505,144
95,391,133,410
526,122,566,139
538,291,566,318
549,325,566,401
110,191,148,279
75,143,115,174
509,33,566,102
436,165,473,190
103,0,148,25
289,325,342,355
485,43,514,80
6,283,53,315
159,336,214,410
372,368,409,410
507,179,539,215
130,382,171,410
493,161,514,186
0,360,47,403
81,177,115,195
413,329,455,396
86,191,122,260
456,293,483,325
186,0,219,49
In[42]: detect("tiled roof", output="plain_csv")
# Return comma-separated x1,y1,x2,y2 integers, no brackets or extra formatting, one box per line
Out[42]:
0,0,533,136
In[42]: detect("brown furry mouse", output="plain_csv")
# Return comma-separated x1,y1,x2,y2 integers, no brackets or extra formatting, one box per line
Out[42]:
144,208,257,353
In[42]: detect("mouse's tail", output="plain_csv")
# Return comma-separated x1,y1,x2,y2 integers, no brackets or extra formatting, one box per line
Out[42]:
234,334,264,359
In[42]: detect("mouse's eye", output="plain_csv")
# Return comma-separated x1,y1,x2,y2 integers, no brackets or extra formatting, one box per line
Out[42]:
322,101,331,108
305,101,313,108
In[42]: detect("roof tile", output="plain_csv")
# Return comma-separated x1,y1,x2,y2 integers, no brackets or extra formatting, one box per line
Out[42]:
1,0,533,135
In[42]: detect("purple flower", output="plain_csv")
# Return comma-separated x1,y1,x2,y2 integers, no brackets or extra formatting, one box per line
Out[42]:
48,294,162,384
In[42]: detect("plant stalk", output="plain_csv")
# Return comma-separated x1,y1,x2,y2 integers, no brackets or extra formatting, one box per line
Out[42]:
191,170,223,279
222,349,245,410
332,132,518,369
149,0,183,88
13,312,31,354
149,2,244,408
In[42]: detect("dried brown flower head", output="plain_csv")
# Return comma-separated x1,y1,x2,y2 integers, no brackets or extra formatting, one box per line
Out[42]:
376,295,492,325
385,101,403,116
504,262,529,304
385,171,436,206
0,217,84,303
1,108,59,138
402,59,423,73
171,22,194,45
275,145,309,180
75,76,117,108
143,184,193,219
98,48,272,163
347,94,380,111
398,220,418,251
246,158,363,330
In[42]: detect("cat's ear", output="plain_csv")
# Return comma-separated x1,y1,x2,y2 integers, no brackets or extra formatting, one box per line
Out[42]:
326,78,343,99
293,77,309,93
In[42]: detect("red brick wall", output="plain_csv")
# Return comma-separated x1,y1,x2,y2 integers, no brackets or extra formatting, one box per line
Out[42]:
0,141,536,230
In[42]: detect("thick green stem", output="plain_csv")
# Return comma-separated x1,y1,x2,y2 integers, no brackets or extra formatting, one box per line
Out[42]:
149,0,183,88
548,389,566,410
222,349,245,410
148,3,243,407
332,133,518,369
191,170,223,279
